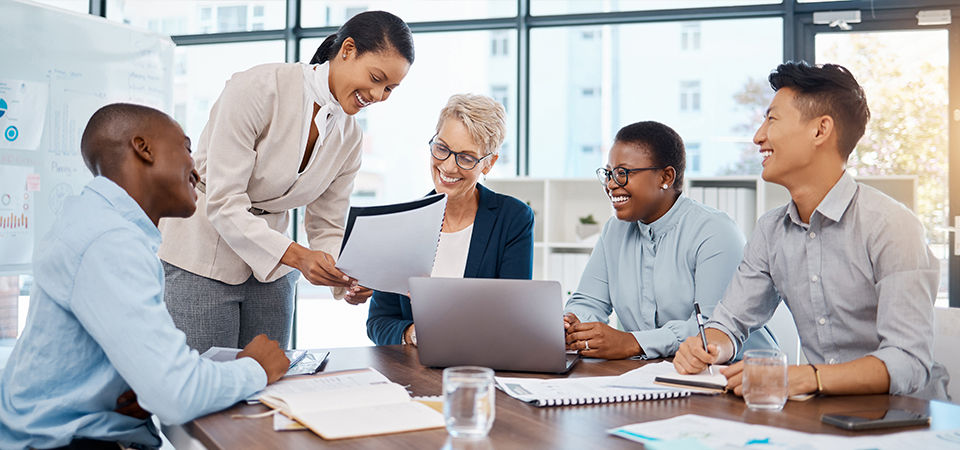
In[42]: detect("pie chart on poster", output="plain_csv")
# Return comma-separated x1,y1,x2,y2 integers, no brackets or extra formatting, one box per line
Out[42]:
0,98,6,118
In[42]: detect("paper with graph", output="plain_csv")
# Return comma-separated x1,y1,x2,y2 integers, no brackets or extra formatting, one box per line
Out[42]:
0,165,35,265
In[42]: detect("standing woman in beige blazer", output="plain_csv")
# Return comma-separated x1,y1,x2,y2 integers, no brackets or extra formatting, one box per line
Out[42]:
158,11,414,352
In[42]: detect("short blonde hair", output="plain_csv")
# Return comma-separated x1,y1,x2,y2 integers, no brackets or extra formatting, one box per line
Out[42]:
435,94,507,156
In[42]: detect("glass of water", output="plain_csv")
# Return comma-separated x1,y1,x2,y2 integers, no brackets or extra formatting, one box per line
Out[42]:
443,366,495,438
743,349,788,411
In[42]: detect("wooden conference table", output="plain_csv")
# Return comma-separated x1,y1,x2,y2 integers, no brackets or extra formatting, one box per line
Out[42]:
184,345,960,449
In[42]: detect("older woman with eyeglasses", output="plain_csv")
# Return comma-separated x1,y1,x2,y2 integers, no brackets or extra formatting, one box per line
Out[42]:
366,94,534,346
563,121,777,360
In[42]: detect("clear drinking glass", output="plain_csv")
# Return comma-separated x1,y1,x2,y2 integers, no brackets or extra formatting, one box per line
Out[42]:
743,349,788,411
443,366,495,438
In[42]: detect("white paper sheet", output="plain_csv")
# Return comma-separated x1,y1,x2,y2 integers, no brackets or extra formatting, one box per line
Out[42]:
0,79,49,151
336,194,446,294
0,165,35,265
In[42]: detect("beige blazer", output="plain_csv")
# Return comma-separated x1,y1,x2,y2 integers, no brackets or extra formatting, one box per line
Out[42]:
158,63,363,285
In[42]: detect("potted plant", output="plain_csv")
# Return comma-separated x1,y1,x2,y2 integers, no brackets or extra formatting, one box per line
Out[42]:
575,214,601,241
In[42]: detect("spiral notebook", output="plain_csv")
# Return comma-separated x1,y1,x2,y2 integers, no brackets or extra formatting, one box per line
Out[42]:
495,375,690,407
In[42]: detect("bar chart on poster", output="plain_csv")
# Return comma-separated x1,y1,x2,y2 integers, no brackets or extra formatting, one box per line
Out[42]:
0,0,174,274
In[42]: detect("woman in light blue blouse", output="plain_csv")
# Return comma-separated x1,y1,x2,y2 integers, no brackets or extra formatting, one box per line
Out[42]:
563,121,777,360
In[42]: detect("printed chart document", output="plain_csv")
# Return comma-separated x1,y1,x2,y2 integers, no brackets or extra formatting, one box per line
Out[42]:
495,375,689,407
609,414,960,450
258,368,444,440
336,193,447,295
617,361,727,394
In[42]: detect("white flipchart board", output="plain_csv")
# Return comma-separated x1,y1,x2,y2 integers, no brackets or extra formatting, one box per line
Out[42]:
0,0,174,274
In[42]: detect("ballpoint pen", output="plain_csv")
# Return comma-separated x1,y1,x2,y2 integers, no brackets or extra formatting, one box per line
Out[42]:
694,302,714,375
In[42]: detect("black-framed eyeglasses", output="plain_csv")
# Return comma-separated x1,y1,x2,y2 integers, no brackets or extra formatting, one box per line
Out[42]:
429,135,493,170
596,166,664,187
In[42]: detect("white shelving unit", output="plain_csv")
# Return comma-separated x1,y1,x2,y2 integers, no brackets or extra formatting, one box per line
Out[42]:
485,174,916,296
484,178,611,295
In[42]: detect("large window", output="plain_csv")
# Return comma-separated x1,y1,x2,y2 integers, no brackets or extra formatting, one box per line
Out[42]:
531,0,780,16
172,41,285,143
528,18,783,178
107,0,286,35
301,1,516,27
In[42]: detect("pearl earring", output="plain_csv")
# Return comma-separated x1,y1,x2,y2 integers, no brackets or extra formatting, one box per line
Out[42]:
661,184,669,190
342,53,347,59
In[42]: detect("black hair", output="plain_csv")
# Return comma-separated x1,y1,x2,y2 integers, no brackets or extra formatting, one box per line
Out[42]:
615,121,686,191
310,11,414,65
80,103,171,176
768,61,870,160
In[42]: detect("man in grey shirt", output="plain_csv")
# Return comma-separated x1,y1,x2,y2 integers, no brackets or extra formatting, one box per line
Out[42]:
673,61,948,400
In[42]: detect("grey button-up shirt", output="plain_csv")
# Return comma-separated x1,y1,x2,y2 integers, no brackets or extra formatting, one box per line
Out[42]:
708,172,948,399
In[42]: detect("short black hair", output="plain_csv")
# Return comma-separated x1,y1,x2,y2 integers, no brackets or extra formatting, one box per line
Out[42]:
311,11,414,65
768,61,870,160
615,121,685,191
80,103,171,176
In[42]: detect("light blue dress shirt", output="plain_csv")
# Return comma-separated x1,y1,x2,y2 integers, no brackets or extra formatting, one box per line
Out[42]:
708,172,948,399
0,177,267,449
564,196,778,358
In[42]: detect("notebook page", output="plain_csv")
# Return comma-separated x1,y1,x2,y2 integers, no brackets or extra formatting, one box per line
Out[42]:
296,401,445,440
263,383,410,414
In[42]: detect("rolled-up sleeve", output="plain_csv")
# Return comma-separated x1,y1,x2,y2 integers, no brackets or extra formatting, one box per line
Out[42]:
867,213,939,395
707,219,781,360
70,231,266,425
203,70,294,281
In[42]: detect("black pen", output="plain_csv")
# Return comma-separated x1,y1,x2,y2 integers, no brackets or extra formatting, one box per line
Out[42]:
693,302,714,375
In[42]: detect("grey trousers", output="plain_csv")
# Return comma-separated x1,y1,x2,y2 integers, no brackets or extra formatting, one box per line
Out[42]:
162,261,298,353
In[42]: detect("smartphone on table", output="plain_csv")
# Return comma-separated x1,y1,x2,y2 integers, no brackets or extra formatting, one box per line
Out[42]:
821,409,930,431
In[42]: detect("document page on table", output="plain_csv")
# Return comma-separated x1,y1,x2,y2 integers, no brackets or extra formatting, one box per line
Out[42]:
336,193,446,295
250,367,391,403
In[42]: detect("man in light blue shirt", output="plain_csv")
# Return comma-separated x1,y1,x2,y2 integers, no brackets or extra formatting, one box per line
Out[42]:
674,62,947,400
0,103,290,449
563,121,776,359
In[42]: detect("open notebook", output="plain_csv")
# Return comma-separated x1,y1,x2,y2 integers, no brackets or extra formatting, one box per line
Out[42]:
495,375,689,407
258,368,444,440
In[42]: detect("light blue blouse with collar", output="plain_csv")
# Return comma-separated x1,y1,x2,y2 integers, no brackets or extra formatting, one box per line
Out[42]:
564,196,778,359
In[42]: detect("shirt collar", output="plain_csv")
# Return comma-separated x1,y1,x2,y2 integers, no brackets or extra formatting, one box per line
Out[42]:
636,196,688,240
86,176,162,250
304,62,347,142
784,171,857,226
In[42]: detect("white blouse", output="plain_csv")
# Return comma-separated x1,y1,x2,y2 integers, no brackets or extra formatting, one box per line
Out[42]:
431,224,473,279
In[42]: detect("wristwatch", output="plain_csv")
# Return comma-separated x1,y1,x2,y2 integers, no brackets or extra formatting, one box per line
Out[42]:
402,326,417,345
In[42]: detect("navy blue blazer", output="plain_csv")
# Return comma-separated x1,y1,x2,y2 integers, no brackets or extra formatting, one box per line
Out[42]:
366,184,535,345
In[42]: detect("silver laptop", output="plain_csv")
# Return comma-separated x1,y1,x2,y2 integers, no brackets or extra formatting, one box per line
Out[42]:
408,277,580,373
